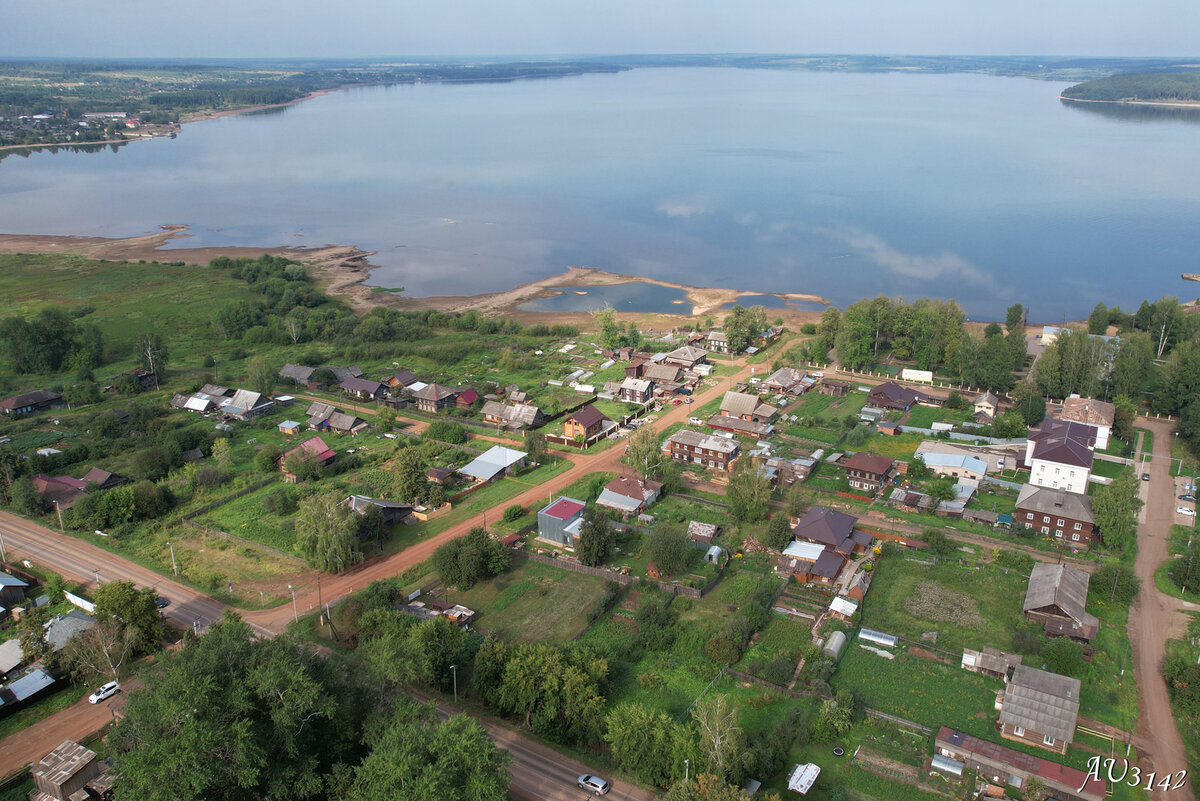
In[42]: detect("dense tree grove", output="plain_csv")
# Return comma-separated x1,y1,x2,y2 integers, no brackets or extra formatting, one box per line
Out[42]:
722,305,768,355
0,307,105,373
432,527,512,589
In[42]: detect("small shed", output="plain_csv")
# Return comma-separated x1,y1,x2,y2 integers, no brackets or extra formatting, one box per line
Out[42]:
687,520,719,544
822,630,847,660
859,628,897,648
829,596,858,621
277,420,302,435
785,763,821,795
704,545,726,564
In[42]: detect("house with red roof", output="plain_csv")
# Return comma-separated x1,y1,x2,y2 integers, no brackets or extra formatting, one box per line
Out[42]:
278,437,336,480
537,496,586,547
934,727,1104,801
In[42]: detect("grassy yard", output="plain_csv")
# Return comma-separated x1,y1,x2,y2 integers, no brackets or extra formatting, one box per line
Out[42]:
857,551,1028,655
1092,459,1132,480
443,559,610,642
905,405,974,429
790,390,869,421
860,432,926,462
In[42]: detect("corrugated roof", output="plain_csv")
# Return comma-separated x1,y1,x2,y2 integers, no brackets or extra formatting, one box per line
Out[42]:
666,429,740,454
1022,563,1097,630
999,665,1081,742
1015,485,1095,525
542,497,585,520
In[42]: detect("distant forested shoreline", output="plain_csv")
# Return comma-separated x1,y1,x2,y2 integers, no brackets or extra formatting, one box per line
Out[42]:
1062,71,1200,103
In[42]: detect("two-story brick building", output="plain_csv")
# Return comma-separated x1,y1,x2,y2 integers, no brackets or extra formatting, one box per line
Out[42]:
664,429,740,471
843,452,894,492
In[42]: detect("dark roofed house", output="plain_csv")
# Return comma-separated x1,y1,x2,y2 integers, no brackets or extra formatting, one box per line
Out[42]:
719,391,778,423
384,369,417,389
427,467,452,484
339,377,386,401
482,400,546,430
563,405,612,440
818,379,849,397
997,665,1081,755
0,572,29,606
411,383,459,413
326,411,367,435
1016,484,1097,548
345,495,412,526
81,467,129,490
0,389,63,417
761,367,807,395
1022,563,1098,642
867,381,925,411
1026,419,1095,494
596,474,662,518
843,452,893,493
31,475,88,509
663,345,709,369
199,383,234,398
181,447,205,463
791,506,871,556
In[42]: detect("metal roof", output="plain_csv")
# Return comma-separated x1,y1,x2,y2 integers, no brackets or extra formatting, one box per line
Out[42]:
1000,665,1081,742
1022,563,1097,630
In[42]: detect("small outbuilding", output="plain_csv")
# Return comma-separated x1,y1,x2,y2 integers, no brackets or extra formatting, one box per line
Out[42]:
822,630,847,660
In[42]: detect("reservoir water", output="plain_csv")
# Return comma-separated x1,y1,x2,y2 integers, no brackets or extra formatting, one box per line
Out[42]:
1,67,1198,320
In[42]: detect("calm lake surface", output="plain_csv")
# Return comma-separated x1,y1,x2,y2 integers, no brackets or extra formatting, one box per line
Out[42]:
2,67,1198,320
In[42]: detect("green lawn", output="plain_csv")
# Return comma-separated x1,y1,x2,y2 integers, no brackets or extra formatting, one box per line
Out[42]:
1092,459,1131,480
905,405,973,429
857,551,1028,655
443,559,610,642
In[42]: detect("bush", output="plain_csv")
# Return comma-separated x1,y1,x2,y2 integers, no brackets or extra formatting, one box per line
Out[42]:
800,323,817,335
1090,563,1141,606
501,504,524,523
995,549,1034,572
424,420,468,444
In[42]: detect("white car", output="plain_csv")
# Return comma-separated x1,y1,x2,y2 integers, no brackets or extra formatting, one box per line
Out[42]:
689,417,704,425
88,681,120,704
1178,507,1196,517
577,775,611,796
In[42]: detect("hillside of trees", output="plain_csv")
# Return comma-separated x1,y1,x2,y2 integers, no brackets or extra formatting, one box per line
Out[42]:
1062,72,1200,103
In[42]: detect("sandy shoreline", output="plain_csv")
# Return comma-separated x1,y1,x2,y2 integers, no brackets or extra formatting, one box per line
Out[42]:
0,227,831,327
1059,95,1200,109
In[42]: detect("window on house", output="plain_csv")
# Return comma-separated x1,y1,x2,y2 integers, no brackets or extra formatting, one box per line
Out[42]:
1014,726,1025,737
1072,533,1080,541
1057,519,1065,527
1056,530,1063,537
1043,735,1055,747
1026,513,1034,520
1041,526,1049,535
1074,522,1082,530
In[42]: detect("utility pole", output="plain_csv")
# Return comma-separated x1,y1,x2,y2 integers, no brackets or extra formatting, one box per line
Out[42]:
53,500,64,531
317,575,324,630
288,584,298,623
450,664,458,703
167,541,178,576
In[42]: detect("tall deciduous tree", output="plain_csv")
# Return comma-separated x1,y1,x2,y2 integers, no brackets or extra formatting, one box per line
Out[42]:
576,507,615,567
296,493,363,572
727,458,772,523
61,619,137,683
138,332,168,388
691,695,746,783
647,526,693,576
626,426,664,480
247,355,275,398
1087,302,1109,335
93,579,164,653
762,513,793,551
341,701,511,801
109,614,364,801
1093,470,1143,552
605,703,691,788
393,446,428,505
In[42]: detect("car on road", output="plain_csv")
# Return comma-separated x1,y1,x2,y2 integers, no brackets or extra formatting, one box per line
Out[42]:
1178,507,1196,517
811,371,824,378
155,596,170,608
1180,494,1197,502
89,681,120,704
671,398,682,405
577,775,610,795
1142,473,1151,481
689,417,704,425
684,397,693,403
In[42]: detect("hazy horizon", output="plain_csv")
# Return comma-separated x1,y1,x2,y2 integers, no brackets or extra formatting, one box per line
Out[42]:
2,1,1197,60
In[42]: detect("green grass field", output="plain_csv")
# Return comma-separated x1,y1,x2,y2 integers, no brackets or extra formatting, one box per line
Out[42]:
445,559,610,641
857,552,1028,655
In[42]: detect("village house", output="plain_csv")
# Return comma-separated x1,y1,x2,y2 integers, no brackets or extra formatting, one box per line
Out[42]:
81,467,129,491
791,506,873,557
0,572,29,607
0,389,63,417
934,728,1104,801
562,405,612,440
278,364,363,388
305,401,337,429
1055,396,1116,450
1022,563,1099,643
345,495,412,526
662,345,709,369
123,367,157,390
777,540,844,585
536,496,586,547
411,383,459,413
31,475,88,508
664,429,741,471
843,452,894,492
761,367,808,396
339,376,387,401
1025,419,1096,494
818,378,849,397
481,400,546,431
1015,485,1097,547
224,389,273,420
960,647,1022,682
458,445,527,484
705,330,729,353
278,437,336,480
719,390,778,423
866,381,927,412
973,391,1000,421
454,388,479,409
916,452,988,486
996,664,1081,755
596,473,662,518
278,420,302,435
383,369,417,390
618,377,654,404
200,383,234,398
426,467,452,485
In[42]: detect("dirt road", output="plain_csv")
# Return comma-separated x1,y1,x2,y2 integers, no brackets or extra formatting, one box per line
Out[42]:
0,680,135,777
1129,419,1196,800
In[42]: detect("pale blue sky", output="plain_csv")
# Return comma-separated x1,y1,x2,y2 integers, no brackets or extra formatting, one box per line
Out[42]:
1,0,1196,58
